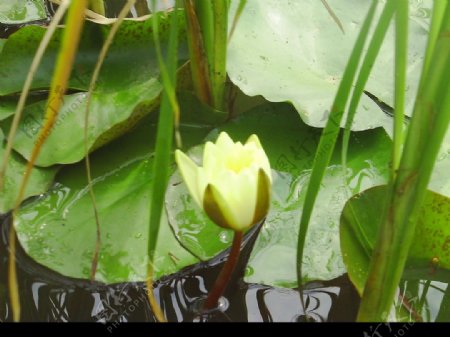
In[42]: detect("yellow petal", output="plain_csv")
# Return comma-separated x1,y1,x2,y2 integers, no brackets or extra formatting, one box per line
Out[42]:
176,131,272,232
203,140,224,172
246,135,272,183
245,134,263,149
175,150,203,206
209,168,258,230
215,131,235,152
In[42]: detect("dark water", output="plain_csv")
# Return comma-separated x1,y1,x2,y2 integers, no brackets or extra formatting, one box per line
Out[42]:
0,214,359,322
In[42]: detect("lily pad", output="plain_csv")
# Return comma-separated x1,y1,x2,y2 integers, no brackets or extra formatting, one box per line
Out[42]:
2,83,161,166
166,102,392,287
0,11,188,166
0,92,53,121
227,0,431,132
13,98,215,283
340,185,450,297
0,12,187,95
0,98,17,120
0,132,57,213
0,0,47,25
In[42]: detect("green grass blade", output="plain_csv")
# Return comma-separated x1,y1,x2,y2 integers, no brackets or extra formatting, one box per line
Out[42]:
417,280,431,317
211,0,229,110
146,0,181,322
150,5,181,132
296,0,378,309
9,0,88,322
358,4,450,321
392,1,408,177
0,0,70,191
436,286,450,322
341,2,395,169
422,0,447,76
193,0,214,65
89,0,105,16
228,0,247,41
183,0,213,106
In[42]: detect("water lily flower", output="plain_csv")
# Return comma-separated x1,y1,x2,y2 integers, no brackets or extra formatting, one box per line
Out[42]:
175,132,272,232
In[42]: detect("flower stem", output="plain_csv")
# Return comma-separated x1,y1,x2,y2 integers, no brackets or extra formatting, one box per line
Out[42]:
203,230,243,311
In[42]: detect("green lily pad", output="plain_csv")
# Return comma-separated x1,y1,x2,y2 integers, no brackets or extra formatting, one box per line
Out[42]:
0,0,47,25
0,12,188,166
227,0,431,132
0,12,187,95
0,98,17,120
2,83,161,166
0,132,57,213
166,102,392,287
340,185,450,297
0,92,52,121
13,95,215,283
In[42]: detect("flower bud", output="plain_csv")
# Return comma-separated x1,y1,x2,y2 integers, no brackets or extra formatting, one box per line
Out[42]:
175,132,272,231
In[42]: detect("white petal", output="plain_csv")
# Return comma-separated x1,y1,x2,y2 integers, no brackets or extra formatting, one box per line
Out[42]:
175,150,203,206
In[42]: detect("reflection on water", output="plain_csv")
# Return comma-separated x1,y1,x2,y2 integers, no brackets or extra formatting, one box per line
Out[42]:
396,279,450,322
0,214,359,322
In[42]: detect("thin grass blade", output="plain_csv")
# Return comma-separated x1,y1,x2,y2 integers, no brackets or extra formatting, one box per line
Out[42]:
296,0,378,311
358,4,450,321
146,0,181,322
8,0,88,322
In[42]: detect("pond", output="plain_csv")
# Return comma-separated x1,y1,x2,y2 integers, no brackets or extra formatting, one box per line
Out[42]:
0,0,449,324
